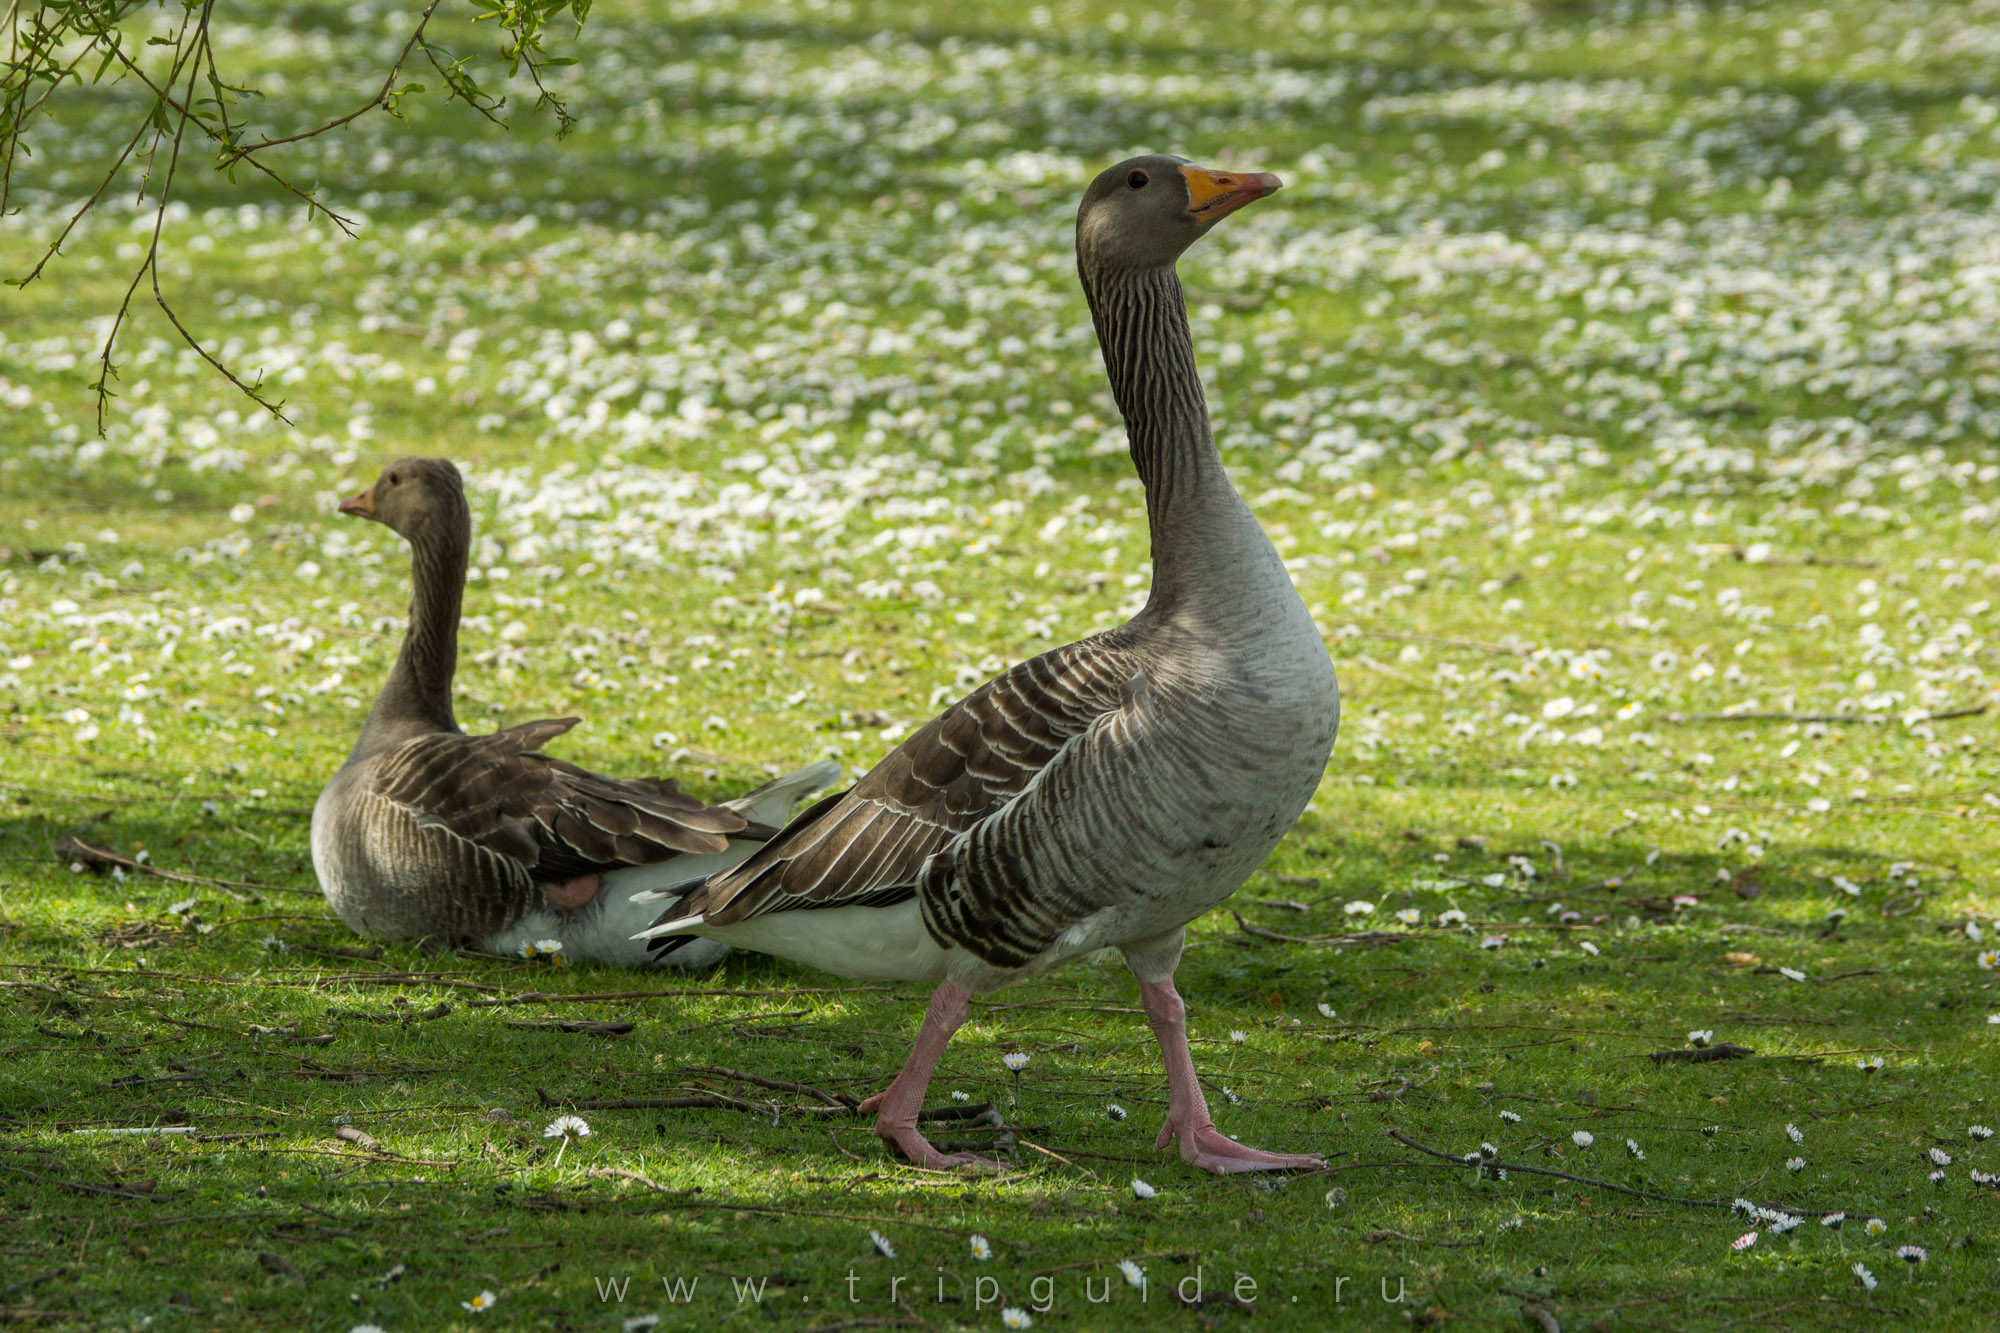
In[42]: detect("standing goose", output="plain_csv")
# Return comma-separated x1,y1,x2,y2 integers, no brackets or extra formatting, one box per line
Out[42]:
310,457,837,968
633,157,1339,1172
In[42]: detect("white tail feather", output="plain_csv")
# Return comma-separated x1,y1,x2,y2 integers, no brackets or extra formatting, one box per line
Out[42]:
631,912,705,941
724,758,839,828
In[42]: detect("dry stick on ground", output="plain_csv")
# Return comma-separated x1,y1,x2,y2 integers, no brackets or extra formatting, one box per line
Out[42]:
1665,703,1987,725
1645,1043,1756,1064
502,1020,635,1036
1230,914,1405,948
534,1087,770,1115
1520,1303,1561,1333
1362,1226,1484,1249
688,1065,857,1109
1387,1131,1822,1213
0,1163,166,1202
55,835,316,900
333,1126,385,1153
328,1002,451,1024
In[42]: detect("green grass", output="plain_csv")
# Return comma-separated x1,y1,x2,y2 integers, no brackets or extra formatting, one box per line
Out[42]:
4,0,2000,1328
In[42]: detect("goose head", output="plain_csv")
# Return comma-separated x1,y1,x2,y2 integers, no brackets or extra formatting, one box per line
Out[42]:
1076,154,1282,273
338,457,469,546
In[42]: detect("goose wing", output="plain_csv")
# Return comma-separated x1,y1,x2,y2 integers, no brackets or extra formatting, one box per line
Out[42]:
368,717,750,885
653,633,1143,930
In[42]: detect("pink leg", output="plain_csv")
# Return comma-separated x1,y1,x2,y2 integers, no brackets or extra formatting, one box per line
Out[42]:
854,981,1003,1170
542,874,600,909
1139,977,1323,1175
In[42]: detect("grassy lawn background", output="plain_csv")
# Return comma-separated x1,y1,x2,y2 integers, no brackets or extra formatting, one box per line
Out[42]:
2,0,1998,1327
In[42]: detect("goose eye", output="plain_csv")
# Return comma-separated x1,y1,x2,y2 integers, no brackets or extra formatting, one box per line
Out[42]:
386,472,399,485
1126,170,1148,190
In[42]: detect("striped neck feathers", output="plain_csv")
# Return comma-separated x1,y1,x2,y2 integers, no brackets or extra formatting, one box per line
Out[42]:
361,518,467,745
1080,261,1262,608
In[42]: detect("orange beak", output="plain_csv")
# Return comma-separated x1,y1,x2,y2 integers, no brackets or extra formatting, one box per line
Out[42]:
337,484,377,520
1181,164,1283,222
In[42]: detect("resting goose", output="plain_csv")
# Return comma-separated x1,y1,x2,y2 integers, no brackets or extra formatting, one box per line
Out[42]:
310,457,837,968
633,157,1339,1172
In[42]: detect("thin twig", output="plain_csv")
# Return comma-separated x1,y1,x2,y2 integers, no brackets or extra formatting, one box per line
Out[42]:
1387,1131,1820,1212
219,0,446,164
1665,703,1986,725
56,835,314,899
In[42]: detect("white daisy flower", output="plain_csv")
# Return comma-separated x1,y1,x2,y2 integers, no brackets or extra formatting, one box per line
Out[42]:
1001,1309,1033,1329
1853,1262,1877,1292
870,1230,896,1258
1971,1125,1993,1140
1785,1123,1804,1144
1002,1052,1030,1071
1930,1147,1952,1166
462,1289,497,1312
1688,1029,1712,1048
542,1116,590,1139
1626,1139,1644,1159
1778,967,1806,982
1130,1178,1156,1200
1105,1104,1126,1122
1579,940,1600,956
1343,900,1375,917
1731,1232,1757,1251
969,1234,992,1261
1499,1110,1522,1124
1786,1157,1805,1172
1571,1131,1593,1149
1118,1260,1145,1288
1317,1003,1337,1019
1865,1218,1887,1236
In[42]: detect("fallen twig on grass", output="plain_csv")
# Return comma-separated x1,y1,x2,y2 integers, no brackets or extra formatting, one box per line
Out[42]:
0,1163,165,1202
534,1087,770,1114
1362,1226,1482,1249
689,1065,856,1108
1230,913,1405,948
1645,1043,1755,1064
334,1125,384,1153
1387,1131,1821,1213
328,1002,451,1024
503,1020,635,1036
1664,703,1985,725
54,835,316,899
1521,1303,1561,1333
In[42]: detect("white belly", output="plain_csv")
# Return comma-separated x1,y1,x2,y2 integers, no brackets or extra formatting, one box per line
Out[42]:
663,899,950,983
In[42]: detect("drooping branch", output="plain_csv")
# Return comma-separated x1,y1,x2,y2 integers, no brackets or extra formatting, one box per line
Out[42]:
2,0,592,413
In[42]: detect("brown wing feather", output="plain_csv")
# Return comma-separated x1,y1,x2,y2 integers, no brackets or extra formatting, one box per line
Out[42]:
369,718,751,886
667,633,1141,928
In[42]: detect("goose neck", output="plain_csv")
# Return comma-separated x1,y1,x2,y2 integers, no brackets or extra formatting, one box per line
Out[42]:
1081,262,1264,610
362,523,465,745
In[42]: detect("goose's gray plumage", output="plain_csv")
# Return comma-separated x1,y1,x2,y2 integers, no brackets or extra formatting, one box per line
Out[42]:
309,457,837,967
632,157,1339,1171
